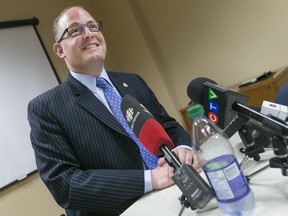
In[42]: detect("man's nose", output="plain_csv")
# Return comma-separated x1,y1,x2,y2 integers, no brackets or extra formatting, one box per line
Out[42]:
83,27,94,38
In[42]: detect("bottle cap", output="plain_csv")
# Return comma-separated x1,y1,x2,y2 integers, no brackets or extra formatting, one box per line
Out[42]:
186,104,205,119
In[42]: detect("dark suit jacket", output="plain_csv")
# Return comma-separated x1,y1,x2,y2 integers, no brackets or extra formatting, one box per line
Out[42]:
27,71,191,216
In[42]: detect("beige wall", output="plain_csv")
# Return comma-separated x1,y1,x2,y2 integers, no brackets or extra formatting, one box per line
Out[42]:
0,173,63,215
125,0,288,111
92,0,288,121
1,0,288,215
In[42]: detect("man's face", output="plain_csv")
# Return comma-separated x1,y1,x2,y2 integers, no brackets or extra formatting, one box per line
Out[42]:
54,7,107,75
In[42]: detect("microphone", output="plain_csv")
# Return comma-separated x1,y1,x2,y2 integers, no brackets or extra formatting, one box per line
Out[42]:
120,96,174,157
187,77,249,138
187,78,270,162
187,77,288,137
187,78,288,176
187,77,217,106
121,94,215,209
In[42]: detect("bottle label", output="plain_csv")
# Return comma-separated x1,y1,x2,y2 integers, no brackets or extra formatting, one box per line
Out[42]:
204,154,250,203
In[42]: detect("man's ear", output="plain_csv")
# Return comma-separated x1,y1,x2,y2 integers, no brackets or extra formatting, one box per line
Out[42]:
53,43,65,58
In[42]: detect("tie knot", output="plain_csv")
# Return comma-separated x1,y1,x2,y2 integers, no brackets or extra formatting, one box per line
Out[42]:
96,77,109,90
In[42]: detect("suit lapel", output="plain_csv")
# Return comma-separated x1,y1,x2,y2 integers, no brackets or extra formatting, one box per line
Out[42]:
108,72,136,98
67,74,128,136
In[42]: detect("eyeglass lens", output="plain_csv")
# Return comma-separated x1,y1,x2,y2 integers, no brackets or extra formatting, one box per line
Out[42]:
68,22,101,37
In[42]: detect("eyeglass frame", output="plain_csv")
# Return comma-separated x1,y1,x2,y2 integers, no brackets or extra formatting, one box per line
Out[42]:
57,21,103,43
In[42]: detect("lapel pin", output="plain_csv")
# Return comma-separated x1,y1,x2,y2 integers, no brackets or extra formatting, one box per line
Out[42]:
123,82,128,88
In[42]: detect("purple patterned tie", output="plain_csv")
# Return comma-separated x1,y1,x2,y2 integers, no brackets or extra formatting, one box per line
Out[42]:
96,77,158,169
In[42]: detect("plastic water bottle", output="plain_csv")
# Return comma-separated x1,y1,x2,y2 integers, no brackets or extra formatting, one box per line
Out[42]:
187,104,255,216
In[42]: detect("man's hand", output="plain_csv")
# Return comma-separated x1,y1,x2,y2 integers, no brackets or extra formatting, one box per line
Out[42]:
158,148,202,172
151,163,174,190
151,149,202,191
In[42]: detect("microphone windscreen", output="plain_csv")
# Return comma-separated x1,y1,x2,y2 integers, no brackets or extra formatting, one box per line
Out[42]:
121,94,154,137
138,119,174,156
187,77,217,104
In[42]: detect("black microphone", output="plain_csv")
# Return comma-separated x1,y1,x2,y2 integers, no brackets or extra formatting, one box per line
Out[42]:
187,77,249,138
187,77,217,106
187,78,270,145
121,94,215,209
187,78,288,176
187,77,288,136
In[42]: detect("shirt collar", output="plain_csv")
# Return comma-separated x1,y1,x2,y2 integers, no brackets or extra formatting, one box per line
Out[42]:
70,69,113,92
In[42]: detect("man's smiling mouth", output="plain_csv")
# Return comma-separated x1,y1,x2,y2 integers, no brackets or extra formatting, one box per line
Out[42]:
84,44,99,50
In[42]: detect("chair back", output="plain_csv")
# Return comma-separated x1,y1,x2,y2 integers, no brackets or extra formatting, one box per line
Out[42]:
275,83,288,106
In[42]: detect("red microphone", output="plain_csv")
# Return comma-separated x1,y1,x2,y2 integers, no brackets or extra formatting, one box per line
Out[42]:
137,118,182,170
138,118,174,156
121,94,181,169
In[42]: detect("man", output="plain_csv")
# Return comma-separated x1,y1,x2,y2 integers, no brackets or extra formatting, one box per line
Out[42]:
28,6,199,216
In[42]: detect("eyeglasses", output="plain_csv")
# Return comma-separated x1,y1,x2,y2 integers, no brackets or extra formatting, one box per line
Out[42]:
57,21,103,43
